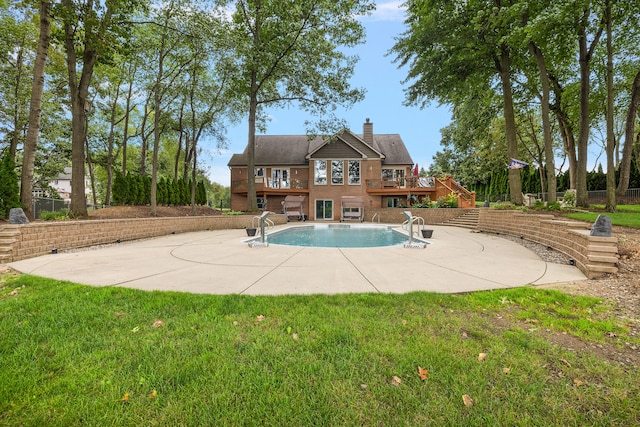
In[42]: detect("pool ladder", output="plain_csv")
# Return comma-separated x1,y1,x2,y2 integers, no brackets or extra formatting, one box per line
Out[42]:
402,211,427,248
249,211,272,247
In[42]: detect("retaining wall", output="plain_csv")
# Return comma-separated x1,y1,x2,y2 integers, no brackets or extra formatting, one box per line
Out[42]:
477,209,618,279
0,214,287,263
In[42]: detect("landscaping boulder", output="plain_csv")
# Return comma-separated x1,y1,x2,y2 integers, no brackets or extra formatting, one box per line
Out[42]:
590,215,612,237
9,208,29,224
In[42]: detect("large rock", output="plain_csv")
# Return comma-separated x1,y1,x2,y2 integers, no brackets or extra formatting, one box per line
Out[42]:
9,208,29,224
590,214,612,237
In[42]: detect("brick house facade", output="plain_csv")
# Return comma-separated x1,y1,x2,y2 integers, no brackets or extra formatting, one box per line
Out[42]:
228,119,475,220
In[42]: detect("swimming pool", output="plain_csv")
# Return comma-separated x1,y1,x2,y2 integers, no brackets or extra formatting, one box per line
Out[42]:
258,224,418,248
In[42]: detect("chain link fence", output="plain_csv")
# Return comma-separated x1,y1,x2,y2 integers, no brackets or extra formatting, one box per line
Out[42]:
33,197,70,219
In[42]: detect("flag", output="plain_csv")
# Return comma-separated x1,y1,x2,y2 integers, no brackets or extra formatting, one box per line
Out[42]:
413,164,419,176
507,159,529,169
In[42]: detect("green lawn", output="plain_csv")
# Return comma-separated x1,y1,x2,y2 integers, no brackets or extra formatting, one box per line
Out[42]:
564,204,640,228
2,274,639,426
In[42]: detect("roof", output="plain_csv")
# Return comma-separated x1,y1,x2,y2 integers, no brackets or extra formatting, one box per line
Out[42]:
371,134,413,165
227,129,413,167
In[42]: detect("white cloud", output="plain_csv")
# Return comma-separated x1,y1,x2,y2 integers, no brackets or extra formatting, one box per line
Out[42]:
368,1,406,22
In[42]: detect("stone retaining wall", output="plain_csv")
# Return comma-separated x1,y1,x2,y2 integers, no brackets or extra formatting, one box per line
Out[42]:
0,214,287,263
477,209,618,279
0,209,620,280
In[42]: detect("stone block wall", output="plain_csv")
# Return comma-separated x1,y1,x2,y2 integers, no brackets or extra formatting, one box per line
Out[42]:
0,214,287,263
477,210,618,279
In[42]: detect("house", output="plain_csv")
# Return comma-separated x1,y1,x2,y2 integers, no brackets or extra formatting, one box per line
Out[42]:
33,166,93,203
228,119,475,220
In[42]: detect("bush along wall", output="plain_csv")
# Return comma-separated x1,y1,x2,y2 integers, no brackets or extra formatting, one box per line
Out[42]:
112,172,207,206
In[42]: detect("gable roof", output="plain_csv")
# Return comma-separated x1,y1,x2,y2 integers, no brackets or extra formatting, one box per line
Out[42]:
227,129,413,167
307,129,383,160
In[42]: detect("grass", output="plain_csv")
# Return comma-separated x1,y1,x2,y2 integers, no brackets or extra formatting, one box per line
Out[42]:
564,204,640,228
2,275,640,426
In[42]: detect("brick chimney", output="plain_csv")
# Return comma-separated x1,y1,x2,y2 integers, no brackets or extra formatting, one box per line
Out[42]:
363,118,373,145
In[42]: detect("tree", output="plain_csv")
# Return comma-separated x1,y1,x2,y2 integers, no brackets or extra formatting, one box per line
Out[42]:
20,1,51,220
58,0,144,217
391,0,525,204
0,151,21,218
230,0,373,211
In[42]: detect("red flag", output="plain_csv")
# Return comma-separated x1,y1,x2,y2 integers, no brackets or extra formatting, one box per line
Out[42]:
413,164,419,176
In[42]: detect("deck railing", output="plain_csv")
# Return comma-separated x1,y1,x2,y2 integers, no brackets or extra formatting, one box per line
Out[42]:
231,178,308,192
366,176,436,190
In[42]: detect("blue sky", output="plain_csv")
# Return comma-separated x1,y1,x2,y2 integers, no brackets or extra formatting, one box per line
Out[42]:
205,0,452,186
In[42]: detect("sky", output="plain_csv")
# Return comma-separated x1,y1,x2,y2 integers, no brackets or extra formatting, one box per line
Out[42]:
204,0,453,187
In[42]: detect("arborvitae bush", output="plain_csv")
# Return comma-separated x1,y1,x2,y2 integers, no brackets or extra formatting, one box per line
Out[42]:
0,152,21,218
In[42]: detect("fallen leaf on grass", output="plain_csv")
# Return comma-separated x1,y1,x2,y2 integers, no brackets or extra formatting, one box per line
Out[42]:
291,333,299,341
478,353,487,362
391,376,402,386
360,384,368,390
131,326,140,333
256,315,265,322
149,390,157,399
462,394,474,407
502,367,511,375
121,392,130,403
152,320,164,328
417,366,429,381
573,378,584,387
607,332,617,338
560,358,572,367
402,319,407,325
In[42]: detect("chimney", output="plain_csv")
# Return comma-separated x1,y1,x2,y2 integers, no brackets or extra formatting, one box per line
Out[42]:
363,118,373,145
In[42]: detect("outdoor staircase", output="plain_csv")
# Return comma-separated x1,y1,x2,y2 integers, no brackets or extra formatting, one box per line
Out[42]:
442,209,480,229
0,225,20,264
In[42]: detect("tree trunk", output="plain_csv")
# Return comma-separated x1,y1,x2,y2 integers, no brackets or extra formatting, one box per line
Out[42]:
85,132,98,208
10,40,25,160
63,0,103,218
105,83,121,206
122,75,134,176
575,12,602,208
529,42,557,203
191,144,197,215
139,95,151,176
498,46,523,205
616,69,640,197
604,0,616,212
245,42,260,213
20,1,51,221
150,22,168,217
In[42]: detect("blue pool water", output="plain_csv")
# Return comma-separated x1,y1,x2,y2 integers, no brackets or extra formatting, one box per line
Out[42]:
262,224,412,248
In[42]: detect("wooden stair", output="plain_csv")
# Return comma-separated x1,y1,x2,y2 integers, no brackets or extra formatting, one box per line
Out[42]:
442,209,480,229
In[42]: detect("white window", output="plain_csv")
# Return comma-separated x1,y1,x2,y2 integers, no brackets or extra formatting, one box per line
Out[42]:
271,169,289,188
382,168,406,187
314,160,327,185
348,160,360,185
331,160,343,185
254,167,265,184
